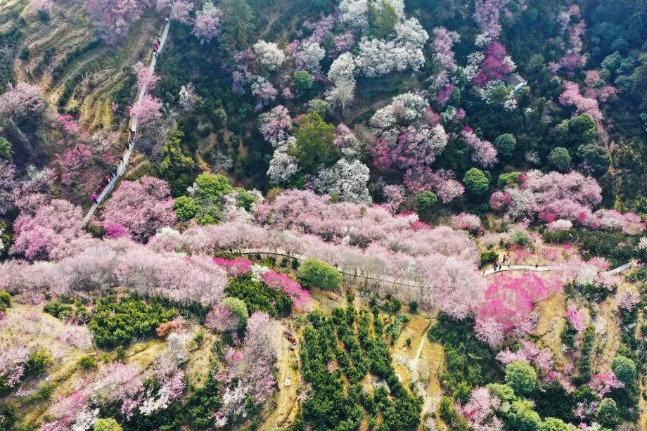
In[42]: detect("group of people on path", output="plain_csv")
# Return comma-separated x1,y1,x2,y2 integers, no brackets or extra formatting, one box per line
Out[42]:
493,254,511,272
91,129,136,203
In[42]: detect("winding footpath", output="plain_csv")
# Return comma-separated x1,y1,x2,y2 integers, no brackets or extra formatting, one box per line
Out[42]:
234,248,639,288
82,20,171,227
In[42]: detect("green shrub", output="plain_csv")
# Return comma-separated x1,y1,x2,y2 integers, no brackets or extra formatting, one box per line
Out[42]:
88,296,177,348
548,147,572,172
611,356,636,384
497,171,522,189
174,196,198,221
480,250,498,266
78,356,98,370
463,168,490,196
0,290,11,312
26,350,52,375
225,274,292,317
94,418,122,431
428,314,501,392
596,398,619,428
508,399,542,431
416,191,438,212
505,361,537,396
494,133,516,158
298,258,343,291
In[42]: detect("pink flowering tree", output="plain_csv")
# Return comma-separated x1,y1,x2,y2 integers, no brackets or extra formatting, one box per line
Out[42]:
57,145,94,187
259,105,292,146
451,213,481,233
86,0,148,45
0,346,31,390
133,62,159,90
11,199,89,261
496,341,555,376
559,82,602,122
156,0,193,24
241,312,276,404
101,176,175,242
588,373,624,398
0,82,46,132
564,304,586,332
458,387,503,431
130,94,163,129
473,0,512,46
192,1,223,44
462,127,498,168
550,6,587,76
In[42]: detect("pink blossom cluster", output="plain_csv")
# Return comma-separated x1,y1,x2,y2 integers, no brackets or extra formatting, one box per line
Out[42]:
458,387,503,431
133,61,160,90
564,304,586,332
57,145,94,187
192,1,223,44
496,341,554,375
214,312,277,425
86,0,148,45
549,6,587,76
374,122,447,171
451,213,481,233
559,81,602,122
302,15,335,45
475,273,562,347
57,113,80,135
333,31,355,53
129,94,163,128
213,257,253,276
616,291,640,312
101,176,176,242
494,170,603,224
259,105,292,146
156,0,193,25
404,166,465,202
11,198,90,261
473,0,512,46
588,373,624,398
41,339,187,430
0,346,31,389
261,270,311,311
461,127,498,167
205,302,241,333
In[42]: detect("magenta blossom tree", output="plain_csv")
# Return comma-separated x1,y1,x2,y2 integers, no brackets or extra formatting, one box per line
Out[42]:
261,270,311,311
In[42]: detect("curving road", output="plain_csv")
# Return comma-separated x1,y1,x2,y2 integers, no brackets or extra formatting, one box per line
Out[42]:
82,19,171,227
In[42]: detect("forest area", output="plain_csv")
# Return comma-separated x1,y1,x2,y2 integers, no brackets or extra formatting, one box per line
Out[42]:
1,0,647,430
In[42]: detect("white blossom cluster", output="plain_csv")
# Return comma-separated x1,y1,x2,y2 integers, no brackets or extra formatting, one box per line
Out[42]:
253,40,286,71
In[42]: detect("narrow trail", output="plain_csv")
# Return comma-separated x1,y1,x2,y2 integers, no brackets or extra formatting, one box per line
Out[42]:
82,19,171,227
233,248,639,291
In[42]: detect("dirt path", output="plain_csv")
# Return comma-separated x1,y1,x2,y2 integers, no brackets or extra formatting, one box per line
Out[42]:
259,321,300,430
